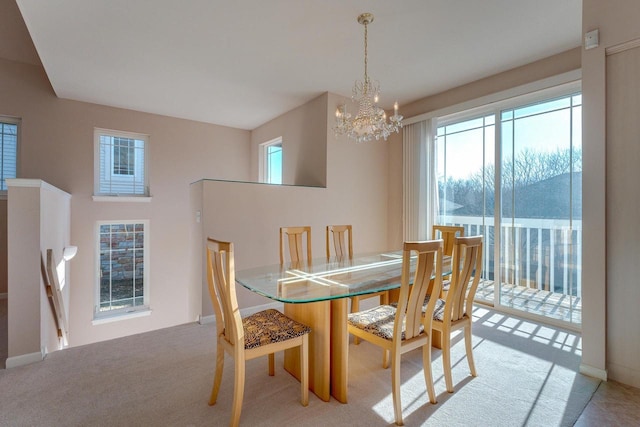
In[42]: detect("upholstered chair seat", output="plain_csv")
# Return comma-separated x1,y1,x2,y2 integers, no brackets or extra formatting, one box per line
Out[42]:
243,309,311,349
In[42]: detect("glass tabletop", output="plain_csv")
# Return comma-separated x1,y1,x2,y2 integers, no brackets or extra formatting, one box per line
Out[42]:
236,251,451,304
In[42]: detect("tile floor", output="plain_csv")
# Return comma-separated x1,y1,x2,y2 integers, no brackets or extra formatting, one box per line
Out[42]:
575,379,640,426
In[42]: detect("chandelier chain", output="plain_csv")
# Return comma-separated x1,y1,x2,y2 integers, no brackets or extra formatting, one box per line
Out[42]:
363,22,368,83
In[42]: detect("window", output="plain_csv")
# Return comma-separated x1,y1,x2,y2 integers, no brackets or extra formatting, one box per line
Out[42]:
95,128,148,196
95,221,149,319
0,117,19,192
260,137,282,184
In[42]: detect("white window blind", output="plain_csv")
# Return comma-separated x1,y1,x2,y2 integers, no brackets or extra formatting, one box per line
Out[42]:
1,118,18,191
95,129,148,196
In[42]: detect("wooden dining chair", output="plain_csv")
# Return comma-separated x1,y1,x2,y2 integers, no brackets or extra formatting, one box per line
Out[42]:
206,238,311,427
432,224,464,258
326,225,389,344
325,224,353,260
280,226,312,265
347,240,444,426
432,224,464,297
431,235,483,393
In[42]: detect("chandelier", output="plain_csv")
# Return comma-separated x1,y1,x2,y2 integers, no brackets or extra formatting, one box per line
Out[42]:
334,13,403,143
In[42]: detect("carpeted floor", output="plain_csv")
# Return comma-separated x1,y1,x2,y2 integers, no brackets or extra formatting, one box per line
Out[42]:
0,306,599,426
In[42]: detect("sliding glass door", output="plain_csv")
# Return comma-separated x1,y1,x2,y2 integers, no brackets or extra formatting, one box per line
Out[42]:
499,93,582,323
435,87,582,326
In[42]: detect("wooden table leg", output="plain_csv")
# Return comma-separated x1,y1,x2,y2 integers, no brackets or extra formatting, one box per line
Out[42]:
431,329,443,349
284,301,331,401
330,298,348,403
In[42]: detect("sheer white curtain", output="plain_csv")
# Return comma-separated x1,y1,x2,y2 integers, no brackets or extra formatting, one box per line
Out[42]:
402,119,437,241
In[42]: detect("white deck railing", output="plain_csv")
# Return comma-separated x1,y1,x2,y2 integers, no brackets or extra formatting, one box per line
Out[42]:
442,216,582,299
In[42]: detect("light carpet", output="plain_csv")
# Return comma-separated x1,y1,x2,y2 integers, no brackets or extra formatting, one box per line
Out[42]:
0,306,599,426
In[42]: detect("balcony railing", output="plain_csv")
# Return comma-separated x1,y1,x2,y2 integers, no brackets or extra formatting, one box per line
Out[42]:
442,216,582,325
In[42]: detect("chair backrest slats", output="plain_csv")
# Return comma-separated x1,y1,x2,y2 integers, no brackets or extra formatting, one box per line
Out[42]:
280,226,312,265
446,235,483,323
432,225,465,257
206,238,243,347
395,240,443,341
326,225,353,260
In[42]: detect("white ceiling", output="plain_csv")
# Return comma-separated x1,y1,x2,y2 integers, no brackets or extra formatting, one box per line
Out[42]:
15,0,582,130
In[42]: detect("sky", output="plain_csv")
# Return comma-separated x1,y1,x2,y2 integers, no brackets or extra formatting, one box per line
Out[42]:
437,93,582,181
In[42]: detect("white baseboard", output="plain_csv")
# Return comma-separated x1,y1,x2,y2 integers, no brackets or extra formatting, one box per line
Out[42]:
0,292,7,300
580,363,608,381
198,301,283,325
198,314,215,325
5,349,45,369
605,361,640,388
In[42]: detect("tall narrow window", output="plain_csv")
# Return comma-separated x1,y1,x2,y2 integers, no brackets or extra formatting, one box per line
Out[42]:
0,117,19,192
95,128,148,196
96,221,149,318
260,137,282,184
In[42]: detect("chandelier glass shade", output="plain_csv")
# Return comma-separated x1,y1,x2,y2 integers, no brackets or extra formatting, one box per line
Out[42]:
334,13,402,143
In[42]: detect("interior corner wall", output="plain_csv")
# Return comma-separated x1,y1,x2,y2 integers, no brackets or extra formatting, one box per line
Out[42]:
38,181,71,355
188,181,205,320
583,0,640,388
0,56,252,348
7,184,40,361
250,93,328,187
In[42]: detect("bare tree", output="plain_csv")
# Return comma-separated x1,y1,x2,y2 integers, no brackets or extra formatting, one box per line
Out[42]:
439,148,582,216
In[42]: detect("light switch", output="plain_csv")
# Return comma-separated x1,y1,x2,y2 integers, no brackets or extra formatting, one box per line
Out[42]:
585,29,599,50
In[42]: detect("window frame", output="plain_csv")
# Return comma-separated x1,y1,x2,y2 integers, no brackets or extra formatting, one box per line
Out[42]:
0,116,20,198
94,128,150,199
94,220,150,322
111,136,137,177
259,136,283,184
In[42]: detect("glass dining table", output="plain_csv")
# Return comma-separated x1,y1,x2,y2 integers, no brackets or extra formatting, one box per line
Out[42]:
235,251,451,403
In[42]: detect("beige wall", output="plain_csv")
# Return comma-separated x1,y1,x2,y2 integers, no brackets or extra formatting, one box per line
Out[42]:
250,93,328,187
38,181,72,355
7,180,71,366
0,56,252,347
6,185,40,360
0,199,6,294
583,0,640,387
400,48,582,119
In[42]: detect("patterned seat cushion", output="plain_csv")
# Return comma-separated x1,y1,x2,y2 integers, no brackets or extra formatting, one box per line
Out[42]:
347,305,424,341
432,298,446,321
242,309,311,350
390,294,446,321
